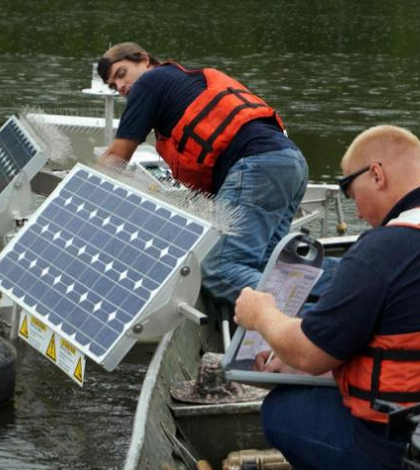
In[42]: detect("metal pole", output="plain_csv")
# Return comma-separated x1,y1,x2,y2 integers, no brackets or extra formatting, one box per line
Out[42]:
104,95,114,146
220,303,232,352
9,303,21,340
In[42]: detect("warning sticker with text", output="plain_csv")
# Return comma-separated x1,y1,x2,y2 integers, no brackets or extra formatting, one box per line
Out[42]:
19,312,86,387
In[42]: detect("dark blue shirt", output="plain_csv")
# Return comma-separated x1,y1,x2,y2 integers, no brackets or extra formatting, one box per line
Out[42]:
302,186,420,469
116,63,297,193
302,187,420,357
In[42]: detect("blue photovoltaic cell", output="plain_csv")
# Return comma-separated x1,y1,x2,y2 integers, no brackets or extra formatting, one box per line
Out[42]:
0,117,39,193
0,166,207,363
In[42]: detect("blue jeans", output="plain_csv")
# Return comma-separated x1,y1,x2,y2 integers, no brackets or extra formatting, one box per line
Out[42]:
262,386,406,470
201,148,308,305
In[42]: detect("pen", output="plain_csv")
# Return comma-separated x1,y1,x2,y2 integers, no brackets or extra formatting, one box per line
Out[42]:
265,350,274,366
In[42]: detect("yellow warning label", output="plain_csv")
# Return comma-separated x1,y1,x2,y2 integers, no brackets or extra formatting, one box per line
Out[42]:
31,316,47,331
60,338,76,355
19,312,86,386
73,358,83,383
19,315,29,338
46,334,57,362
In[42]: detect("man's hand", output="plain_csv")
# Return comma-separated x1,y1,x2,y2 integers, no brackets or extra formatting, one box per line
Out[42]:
234,289,342,376
96,152,126,168
253,350,286,372
97,138,140,167
233,287,277,331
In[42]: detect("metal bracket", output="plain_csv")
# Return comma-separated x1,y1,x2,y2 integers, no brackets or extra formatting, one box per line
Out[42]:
127,251,204,340
0,171,32,245
177,302,208,325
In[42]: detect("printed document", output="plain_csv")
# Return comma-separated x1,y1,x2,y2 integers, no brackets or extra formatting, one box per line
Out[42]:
236,262,323,360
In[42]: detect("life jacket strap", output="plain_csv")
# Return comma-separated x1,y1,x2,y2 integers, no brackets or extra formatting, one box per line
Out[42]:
363,347,420,361
348,385,420,404
349,346,420,406
177,87,268,163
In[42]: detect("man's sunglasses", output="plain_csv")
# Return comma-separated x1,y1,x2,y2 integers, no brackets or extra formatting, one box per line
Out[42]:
337,163,381,198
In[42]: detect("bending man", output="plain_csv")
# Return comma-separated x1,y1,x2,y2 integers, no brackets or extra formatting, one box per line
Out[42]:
234,125,420,470
97,42,308,306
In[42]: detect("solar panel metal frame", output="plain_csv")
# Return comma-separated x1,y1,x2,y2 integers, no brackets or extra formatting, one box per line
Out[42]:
0,164,218,371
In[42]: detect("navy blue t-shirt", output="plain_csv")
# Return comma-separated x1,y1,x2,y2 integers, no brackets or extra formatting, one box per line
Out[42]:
116,63,297,193
301,187,420,469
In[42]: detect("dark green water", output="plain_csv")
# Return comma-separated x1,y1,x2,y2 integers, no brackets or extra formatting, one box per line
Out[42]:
0,342,153,470
0,1,419,468
1,0,419,185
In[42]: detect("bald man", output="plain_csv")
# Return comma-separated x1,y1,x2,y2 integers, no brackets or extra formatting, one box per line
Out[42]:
234,125,420,470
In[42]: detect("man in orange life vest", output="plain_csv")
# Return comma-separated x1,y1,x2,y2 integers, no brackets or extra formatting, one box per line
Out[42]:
234,125,420,470
97,42,308,308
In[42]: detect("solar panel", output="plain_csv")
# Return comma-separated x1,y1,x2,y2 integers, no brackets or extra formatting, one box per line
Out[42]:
0,116,48,237
0,164,219,371
0,116,45,194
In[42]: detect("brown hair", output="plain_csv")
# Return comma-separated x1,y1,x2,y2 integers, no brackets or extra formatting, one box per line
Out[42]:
97,42,161,82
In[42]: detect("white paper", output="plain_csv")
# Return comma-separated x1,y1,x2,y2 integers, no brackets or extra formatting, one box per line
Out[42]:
264,261,323,317
236,262,323,361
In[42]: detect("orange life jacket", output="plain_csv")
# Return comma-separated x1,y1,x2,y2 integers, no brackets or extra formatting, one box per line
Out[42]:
154,62,285,192
334,208,420,423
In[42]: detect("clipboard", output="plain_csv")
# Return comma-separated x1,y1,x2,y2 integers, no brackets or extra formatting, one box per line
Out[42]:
221,231,336,388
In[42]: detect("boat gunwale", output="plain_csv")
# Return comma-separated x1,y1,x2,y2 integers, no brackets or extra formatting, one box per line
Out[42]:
124,328,176,470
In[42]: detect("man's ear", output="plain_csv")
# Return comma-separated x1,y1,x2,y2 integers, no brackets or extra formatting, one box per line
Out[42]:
372,162,385,188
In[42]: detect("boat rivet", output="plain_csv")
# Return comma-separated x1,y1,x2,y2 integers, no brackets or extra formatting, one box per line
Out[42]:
132,323,143,334
180,266,190,276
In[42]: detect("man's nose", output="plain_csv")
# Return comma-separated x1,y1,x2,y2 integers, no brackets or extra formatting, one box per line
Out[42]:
115,80,125,95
